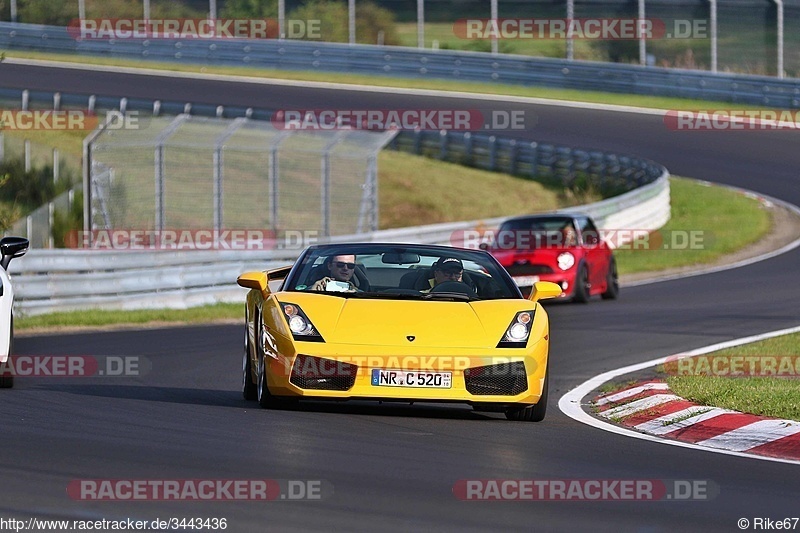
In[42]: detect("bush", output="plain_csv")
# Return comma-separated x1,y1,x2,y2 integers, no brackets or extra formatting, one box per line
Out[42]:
221,0,278,19
15,0,203,26
0,154,77,233
52,190,83,248
288,0,399,45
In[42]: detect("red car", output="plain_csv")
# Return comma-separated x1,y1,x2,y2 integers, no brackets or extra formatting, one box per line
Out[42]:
482,214,618,302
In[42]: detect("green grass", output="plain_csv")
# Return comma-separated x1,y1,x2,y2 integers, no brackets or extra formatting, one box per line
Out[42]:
2,50,788,112
17,302,242,330
378,150,576,228
613,177,771,274
666,332,800,421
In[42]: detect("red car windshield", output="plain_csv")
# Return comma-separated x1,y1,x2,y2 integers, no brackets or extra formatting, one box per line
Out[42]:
495,217,578,250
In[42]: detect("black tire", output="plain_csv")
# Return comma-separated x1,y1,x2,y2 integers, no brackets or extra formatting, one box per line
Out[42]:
1,315,14,389
601,257,619,300
572,263,590,303
505,365,548,422
242,323,257,401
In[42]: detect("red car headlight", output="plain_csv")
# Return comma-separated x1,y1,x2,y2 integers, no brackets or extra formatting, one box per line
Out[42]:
557,252,575,271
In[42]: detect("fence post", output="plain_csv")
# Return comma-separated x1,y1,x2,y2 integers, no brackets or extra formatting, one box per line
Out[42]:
531,142,541,177
488,136,497,171
320,132,347,237
0,132,4,164
153,115,189,232
24,140,31,172
21,90,29,111
212,117,246,232
438,130,448,160
48,202,54,249
53,149,60,183
509,139,517,175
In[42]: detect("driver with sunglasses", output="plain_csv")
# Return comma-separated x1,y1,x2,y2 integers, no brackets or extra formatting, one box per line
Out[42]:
311,254,360,292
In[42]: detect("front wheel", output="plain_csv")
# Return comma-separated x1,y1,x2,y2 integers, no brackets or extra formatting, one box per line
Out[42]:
242,324,257,401
601,257,619,300
505,369,548,422
1,316,14,389
572,264,590,304
256,323,295,410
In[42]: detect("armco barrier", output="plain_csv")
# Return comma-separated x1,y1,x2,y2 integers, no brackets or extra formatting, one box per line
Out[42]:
9,174,669,315
1,22,800,107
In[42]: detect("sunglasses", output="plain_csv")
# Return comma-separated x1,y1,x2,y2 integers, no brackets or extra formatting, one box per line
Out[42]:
334,261,356,270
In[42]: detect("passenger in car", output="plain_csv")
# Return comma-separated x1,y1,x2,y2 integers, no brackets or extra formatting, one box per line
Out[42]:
420,257,466,292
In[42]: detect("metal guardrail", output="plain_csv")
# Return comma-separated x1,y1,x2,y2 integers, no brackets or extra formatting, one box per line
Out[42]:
2,22,800,107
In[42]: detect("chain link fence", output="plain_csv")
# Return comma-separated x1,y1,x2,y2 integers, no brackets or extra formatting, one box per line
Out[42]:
0,132,81,247
86,115,397,240
380,0,800,78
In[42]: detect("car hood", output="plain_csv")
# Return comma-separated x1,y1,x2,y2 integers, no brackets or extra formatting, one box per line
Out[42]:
277,293,533,349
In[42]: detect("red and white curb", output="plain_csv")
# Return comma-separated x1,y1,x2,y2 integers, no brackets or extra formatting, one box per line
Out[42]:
594,380,800,461
559,325,800,466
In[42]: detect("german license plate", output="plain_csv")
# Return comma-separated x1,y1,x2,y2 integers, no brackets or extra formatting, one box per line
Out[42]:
371,369,452,388
512,275,540,287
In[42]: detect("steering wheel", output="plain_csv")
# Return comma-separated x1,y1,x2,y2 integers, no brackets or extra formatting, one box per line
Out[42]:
430,281,476,296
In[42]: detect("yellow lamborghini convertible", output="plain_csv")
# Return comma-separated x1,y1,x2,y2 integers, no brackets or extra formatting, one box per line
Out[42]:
237,243,561,421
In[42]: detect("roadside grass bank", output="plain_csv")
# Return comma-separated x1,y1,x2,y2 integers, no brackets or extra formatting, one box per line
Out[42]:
613,178,771,274
2,51,785,112
665,332,800,421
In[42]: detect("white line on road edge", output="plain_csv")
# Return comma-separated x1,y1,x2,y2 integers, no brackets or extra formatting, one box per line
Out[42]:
558,324,800,466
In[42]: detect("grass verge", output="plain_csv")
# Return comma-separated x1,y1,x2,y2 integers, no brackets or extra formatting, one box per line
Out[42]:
666,332,800,421
613,178,771,274
17,303,242,331
2,50,786,112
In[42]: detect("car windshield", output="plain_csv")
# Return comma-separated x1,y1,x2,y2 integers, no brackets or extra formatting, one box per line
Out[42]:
285,244,521,300
495,216,577,249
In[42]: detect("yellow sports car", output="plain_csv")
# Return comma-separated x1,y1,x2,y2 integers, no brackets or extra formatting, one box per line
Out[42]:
237,243,561,421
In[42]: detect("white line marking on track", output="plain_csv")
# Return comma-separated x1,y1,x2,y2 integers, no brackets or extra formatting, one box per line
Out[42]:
697,419,800,452
558,324,800,466
634,407,731,435
600,394,682,420
596,382,670,406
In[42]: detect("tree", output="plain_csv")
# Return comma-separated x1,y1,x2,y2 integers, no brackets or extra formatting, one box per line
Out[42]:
288,0,399,45
221,0,278,19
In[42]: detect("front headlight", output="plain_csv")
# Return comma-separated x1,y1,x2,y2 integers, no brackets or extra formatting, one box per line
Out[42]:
279,302,324,342
557,252,575,271
498,310,534,348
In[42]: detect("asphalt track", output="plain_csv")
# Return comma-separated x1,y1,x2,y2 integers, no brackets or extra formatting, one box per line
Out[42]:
2,62,800,531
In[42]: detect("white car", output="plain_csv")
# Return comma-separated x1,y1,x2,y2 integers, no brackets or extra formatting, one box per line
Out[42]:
0,237,29,388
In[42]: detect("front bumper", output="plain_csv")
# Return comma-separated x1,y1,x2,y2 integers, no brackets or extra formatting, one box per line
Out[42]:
264,342,549,406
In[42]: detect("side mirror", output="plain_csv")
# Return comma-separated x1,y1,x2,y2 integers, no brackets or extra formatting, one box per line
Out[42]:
0,237,29,270
529,281,562,302
237,271,269,296
478,242,489,251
